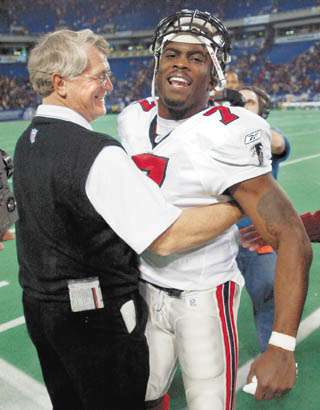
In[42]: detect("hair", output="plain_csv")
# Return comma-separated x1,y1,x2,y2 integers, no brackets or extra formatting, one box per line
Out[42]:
239,85,272,119
28,29,110,97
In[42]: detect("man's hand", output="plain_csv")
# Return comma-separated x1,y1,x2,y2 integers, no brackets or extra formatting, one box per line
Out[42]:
247,345,296,400
239,225,264,251
0,242,3,251
300,210,320,242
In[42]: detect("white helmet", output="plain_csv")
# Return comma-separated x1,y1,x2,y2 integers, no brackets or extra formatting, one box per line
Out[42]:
150,9,232,97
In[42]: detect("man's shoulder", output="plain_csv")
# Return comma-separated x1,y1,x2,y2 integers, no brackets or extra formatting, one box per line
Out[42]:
119,97,157,120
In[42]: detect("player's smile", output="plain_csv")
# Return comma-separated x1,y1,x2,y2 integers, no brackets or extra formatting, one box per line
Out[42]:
167,73,192,89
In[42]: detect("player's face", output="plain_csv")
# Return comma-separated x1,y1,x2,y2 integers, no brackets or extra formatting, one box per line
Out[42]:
64,45,113,122
156,41,213,119
239,89,260,115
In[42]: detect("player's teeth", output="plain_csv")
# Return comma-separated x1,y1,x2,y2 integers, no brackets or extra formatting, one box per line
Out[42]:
170,77,188,84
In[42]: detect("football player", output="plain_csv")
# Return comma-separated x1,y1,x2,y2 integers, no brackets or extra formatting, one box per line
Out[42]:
117,10,312,410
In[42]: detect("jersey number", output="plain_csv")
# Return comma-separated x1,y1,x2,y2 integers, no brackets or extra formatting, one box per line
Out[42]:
204,106,239,125
132,153,169,187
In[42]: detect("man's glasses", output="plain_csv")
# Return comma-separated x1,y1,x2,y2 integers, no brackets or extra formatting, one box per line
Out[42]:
83,72,112,87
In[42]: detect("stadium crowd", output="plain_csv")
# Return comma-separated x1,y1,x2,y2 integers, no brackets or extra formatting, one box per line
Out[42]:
2,0,227,34
0,75,38,111
0,39,319,111
234,42,320,102
3,0,318,35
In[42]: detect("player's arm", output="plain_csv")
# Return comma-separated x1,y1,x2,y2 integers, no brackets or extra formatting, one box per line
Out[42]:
229,173,312,400
149,201,242,255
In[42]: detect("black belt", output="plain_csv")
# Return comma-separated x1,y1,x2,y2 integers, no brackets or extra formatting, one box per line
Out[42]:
141,279,184,298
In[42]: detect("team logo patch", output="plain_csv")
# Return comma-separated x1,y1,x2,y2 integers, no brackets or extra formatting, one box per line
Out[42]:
244,130,262,145
251,142,264,166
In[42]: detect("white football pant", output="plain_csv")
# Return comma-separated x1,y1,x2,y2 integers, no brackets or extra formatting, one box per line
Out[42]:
140,281,241,410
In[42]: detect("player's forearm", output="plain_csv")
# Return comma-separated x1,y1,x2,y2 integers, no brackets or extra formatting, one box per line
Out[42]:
272,227,312,336
149,202,242,256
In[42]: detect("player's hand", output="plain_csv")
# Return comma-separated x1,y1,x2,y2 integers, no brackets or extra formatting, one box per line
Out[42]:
239,225,266,250
247,345,296,400
0,242,3,251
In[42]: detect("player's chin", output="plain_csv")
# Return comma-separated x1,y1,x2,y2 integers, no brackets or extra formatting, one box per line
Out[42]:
163,94,189,109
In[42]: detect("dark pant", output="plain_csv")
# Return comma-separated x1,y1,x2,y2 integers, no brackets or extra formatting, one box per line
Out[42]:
23,291,149,410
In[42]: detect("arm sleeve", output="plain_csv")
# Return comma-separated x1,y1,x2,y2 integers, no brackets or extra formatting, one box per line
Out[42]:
190,126,272,195
85,146,181,254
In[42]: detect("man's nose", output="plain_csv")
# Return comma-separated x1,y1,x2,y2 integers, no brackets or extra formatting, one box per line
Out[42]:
103,76,113,92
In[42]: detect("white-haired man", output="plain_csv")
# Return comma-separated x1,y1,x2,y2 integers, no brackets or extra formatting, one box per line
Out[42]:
118,9,312,410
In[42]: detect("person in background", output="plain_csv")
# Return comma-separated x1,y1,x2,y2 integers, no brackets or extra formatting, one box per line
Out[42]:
236,85,291,352
225,69,241,90
13,28,243,410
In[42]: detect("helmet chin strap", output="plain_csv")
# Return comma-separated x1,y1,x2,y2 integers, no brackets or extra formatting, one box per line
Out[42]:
205,44,226,91
151,55,158,99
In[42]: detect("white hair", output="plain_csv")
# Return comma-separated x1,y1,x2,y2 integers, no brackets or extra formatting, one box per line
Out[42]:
28,29,109,97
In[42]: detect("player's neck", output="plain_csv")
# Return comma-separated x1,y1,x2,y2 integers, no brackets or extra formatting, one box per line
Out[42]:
158,100,208,120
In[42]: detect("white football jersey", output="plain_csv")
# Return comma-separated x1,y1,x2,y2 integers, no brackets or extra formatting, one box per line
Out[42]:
118,98,272,290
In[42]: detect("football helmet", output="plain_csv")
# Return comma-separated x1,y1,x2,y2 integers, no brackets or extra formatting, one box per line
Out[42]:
150,9,231,96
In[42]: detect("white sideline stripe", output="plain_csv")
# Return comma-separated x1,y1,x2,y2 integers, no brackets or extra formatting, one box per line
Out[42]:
236,307,320,390
0,316,25,333
0,359,51,408
1,308,319,410
0,281,9,288
282,153,320,167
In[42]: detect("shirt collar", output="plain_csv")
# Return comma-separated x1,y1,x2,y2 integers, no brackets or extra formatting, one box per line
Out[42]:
35,104,93,131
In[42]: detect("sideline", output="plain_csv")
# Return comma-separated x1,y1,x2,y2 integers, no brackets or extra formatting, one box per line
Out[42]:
282,153,320,167
0,359,51,409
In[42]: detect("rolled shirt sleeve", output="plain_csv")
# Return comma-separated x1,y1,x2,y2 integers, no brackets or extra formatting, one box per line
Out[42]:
85,146,182,254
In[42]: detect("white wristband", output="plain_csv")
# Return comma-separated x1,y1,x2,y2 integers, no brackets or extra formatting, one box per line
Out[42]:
269,331,296,351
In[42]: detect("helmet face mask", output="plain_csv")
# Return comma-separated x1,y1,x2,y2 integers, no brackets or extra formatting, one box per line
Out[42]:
151,9,231,96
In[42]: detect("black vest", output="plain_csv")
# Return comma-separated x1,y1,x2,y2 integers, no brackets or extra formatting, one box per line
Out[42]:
13,116,140,301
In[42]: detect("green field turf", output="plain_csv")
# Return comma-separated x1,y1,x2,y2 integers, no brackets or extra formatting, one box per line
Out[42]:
0,109,319,409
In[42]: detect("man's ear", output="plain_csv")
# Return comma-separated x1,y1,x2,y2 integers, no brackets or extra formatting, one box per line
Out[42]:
52,73,67,98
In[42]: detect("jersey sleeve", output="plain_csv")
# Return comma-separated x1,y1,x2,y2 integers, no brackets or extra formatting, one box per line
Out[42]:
85,146,181,254
190,110,273,195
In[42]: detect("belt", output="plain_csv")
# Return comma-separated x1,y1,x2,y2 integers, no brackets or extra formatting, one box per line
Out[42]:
141,279,183,298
